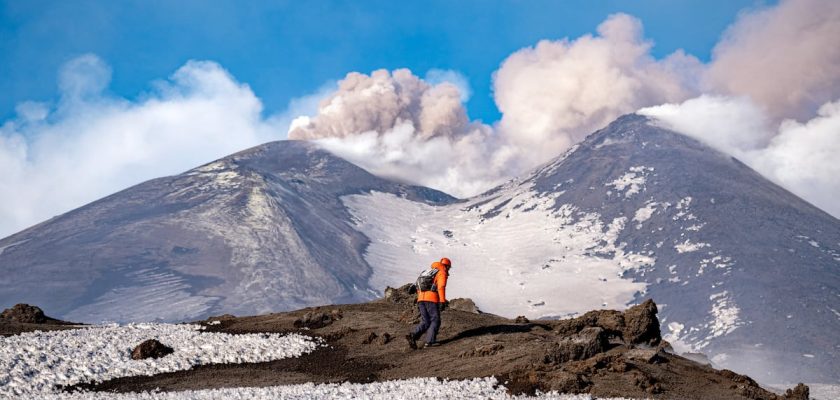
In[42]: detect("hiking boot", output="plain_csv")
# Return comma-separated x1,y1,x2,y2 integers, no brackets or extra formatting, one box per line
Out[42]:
423,342,440,348
405,334,417,350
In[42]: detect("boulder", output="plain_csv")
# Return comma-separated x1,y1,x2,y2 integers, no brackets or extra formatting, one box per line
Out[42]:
622,299,661,346
514,315,530,324
131,339,174,360
448,298,481,314
624,348,667,364
552,300,662,346
383,284,416,305
294,309,340,329
546,327,609,364
784,383,809,400
1,304,47,323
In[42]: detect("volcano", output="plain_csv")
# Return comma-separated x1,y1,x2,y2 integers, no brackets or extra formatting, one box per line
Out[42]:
1,114,837,382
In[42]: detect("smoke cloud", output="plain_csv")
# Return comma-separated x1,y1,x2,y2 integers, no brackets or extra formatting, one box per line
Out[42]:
291,0,840,219
0,55,323,237
289,69,470,141
289,69,518,197
706,0,840,121
493,13,701,159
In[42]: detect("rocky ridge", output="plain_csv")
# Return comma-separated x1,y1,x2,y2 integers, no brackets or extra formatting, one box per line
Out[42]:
55,288,809,400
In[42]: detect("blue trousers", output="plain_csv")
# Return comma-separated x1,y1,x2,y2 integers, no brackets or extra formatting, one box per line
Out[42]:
411,301,441,344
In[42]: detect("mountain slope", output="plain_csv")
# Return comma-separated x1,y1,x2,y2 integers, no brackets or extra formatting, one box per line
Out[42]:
344,114,840,382
0,141,454,323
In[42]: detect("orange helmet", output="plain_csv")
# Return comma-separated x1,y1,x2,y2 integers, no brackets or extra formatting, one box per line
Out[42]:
440,257,452,267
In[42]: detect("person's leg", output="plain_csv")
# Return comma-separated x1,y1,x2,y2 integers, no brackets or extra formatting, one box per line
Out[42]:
425,302,441,344
411,302,430,339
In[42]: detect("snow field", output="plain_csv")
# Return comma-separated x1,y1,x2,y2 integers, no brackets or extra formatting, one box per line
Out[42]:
344,185,650,320
41,377,637,400
0,323,320,398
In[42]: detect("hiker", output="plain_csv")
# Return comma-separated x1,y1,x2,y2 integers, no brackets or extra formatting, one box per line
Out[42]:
406,257,451,349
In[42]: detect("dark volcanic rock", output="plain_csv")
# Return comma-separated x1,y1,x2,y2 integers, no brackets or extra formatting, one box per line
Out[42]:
383,284,416,305
554,299,661,347
294,310,340,329
131,339,174,360
547,327,610,364
784,383,809,400
624,348,667,364
64,298,808,400
1,304,46,323
622,299,660,346
448,298,480,314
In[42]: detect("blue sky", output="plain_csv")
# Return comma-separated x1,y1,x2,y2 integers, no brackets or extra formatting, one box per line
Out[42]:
1,0,765,124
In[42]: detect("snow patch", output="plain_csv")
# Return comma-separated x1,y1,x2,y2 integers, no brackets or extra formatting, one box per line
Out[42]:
674,239,710,254
606,166,653,198
0,323,319,398
632,202,657,228
706,291,742,340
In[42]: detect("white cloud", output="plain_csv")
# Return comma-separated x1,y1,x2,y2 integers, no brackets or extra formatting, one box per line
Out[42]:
640,96,840,217
0,55,324,237
638,95,774,154
754,101,840,216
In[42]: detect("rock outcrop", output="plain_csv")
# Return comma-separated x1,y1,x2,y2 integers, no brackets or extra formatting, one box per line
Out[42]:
65,296,810,400
1,304,47,323
554,299,661,346
130,339,174,360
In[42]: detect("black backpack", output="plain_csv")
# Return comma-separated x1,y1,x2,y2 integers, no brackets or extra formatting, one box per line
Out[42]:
415,268,439,292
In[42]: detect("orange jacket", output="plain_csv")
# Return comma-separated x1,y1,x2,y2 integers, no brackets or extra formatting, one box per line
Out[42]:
417,262,448,303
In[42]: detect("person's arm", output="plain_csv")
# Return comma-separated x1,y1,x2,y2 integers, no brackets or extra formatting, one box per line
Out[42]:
436,271,447,303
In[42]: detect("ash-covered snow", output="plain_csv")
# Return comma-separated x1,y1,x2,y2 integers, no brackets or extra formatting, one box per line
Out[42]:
41,377,633,400
344,185,652,319
674,239,710,254
0,324,319,398
605,166,653,198
700,291,742,346
632,202,658,228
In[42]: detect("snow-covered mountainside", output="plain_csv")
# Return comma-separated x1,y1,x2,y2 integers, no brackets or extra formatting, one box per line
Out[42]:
345,115,840,383
0,141,454,323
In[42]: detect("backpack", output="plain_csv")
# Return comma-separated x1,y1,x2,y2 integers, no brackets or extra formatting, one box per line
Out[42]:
415,268,439,292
